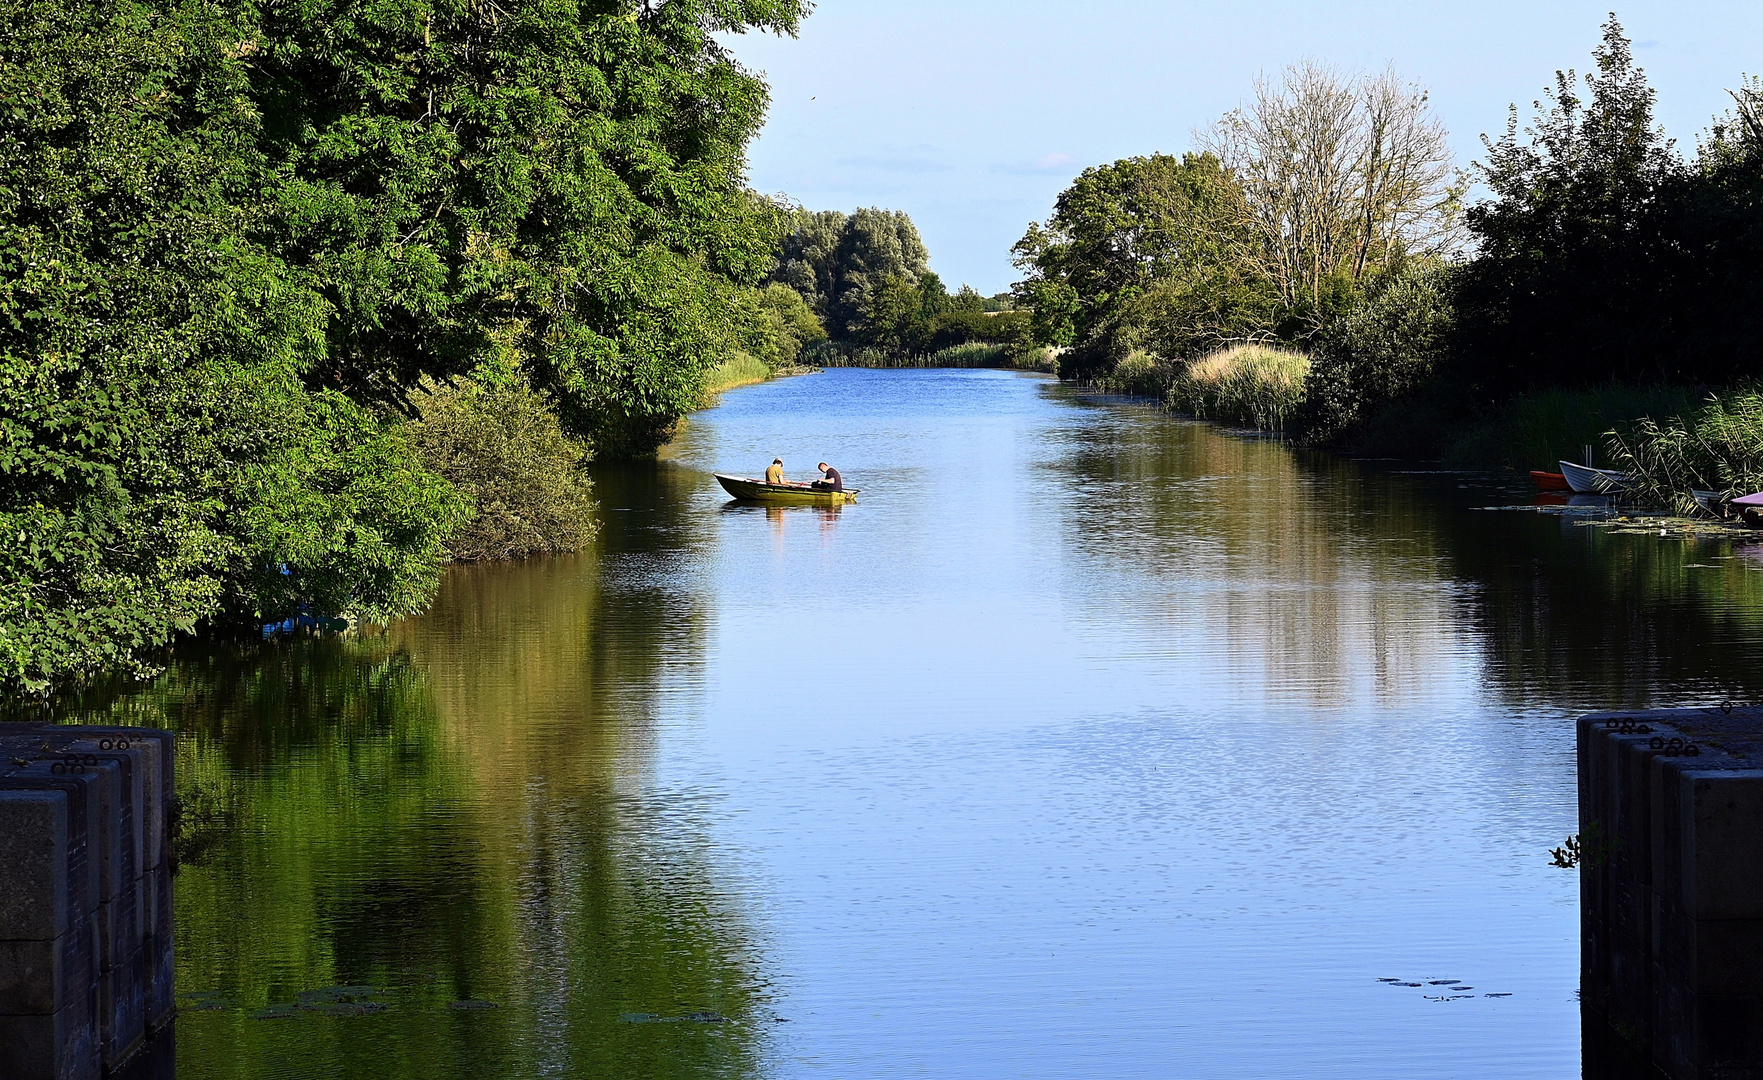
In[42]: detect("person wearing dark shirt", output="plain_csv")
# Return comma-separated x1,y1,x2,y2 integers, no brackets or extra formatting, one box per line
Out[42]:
812,462,843,491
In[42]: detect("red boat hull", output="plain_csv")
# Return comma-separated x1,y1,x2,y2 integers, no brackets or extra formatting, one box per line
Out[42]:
1531,470,1570,491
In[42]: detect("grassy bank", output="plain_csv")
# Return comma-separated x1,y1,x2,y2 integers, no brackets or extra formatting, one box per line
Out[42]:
1168,345,1311,431
700,351,775,405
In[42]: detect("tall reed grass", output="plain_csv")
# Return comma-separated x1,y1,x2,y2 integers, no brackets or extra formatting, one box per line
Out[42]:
1608,387,1763,514
699,350,773,405
1103,350,1179,399
1168,344,1311,431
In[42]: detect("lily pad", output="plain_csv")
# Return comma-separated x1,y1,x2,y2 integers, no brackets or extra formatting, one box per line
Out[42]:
251,1003,299,1020
298,985,382,1004
300,1001,387,1018
179,991,234,1011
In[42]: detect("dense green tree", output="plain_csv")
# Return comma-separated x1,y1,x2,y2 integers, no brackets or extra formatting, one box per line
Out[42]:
1013,153,1270,379
1298,256,1456,444
253,0,808,456
771,207,930,337
741,283,827,368
0,0,465,693
408,360,598,562
1,0,807,694
1454,17,1683,391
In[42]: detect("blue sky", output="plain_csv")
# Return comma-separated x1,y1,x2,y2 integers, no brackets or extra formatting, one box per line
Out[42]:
728,1,1763,294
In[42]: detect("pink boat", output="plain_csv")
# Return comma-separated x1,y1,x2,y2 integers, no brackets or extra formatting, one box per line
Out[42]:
1732,491,1763,527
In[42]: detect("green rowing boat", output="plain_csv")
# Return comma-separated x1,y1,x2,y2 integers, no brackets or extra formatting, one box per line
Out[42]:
714,473,860,505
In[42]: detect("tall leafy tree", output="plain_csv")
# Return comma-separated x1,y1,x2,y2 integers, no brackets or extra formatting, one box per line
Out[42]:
254,0,808,455
0,0,464,693
2,0,807,694
1455,17,1682,390
770,207,930,338
1012,152,1263,378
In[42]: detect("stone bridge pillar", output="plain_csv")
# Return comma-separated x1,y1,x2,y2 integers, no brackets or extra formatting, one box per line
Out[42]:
1580,707,1763,1080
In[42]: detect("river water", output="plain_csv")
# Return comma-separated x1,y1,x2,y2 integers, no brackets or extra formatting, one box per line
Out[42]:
72,367,1763,1078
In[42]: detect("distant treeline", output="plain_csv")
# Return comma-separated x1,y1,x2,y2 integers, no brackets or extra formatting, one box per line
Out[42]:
764,208,1039,366
1012,19,1763,488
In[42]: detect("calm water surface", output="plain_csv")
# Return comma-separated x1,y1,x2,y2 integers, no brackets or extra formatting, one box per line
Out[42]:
76,368,1763,1078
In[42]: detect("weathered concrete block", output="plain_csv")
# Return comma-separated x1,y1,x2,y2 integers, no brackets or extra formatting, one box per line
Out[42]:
0,791,71,941
0,1006,101,1080
142,867,173,1031
58,735,162,873
0,752,127,907
93,877,142,985
0,921,95,1015
97,944,145,1072
1682,770,1763,921
1652,984,1763,1078
109,1021,174,1080
0,762,101,921
0,723,170,1080
1582,706,1763,1080
60,728,172,872
1652,910,1763,997
1612,731,1659,887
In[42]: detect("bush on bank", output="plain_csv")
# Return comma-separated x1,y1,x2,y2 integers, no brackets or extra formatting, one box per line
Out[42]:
1170,345,1311,431
1298,259,1455,446
408,373,598,562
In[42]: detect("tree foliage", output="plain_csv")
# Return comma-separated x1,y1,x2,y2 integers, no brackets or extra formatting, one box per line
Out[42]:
742,283,827,368
408,366,598,562
2,0,804,694
1454,17,1686,391
1012,152,1272,380
254,0,807,456
772,207,931,338
1200,63,1461,322
0,0,468,692
1298,256,1455,443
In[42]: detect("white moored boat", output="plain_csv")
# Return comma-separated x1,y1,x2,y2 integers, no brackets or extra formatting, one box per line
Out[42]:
1559,460,1632,495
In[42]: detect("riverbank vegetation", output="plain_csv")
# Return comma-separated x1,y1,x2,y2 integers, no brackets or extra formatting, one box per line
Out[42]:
1170,346,1312,431
2,0,811,693
1610,389,1763,515
1014,19,1763,507
408,372,599,563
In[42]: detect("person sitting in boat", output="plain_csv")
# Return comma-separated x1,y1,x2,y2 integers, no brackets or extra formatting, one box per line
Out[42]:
811,462,843,492
765,458,785,485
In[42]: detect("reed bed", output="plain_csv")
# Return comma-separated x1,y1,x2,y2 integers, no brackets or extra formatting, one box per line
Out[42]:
699,350,773,404
1607,386,1763,514
1168,344,1311,431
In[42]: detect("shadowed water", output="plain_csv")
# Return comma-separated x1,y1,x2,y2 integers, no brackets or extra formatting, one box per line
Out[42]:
64,367,1763,1077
